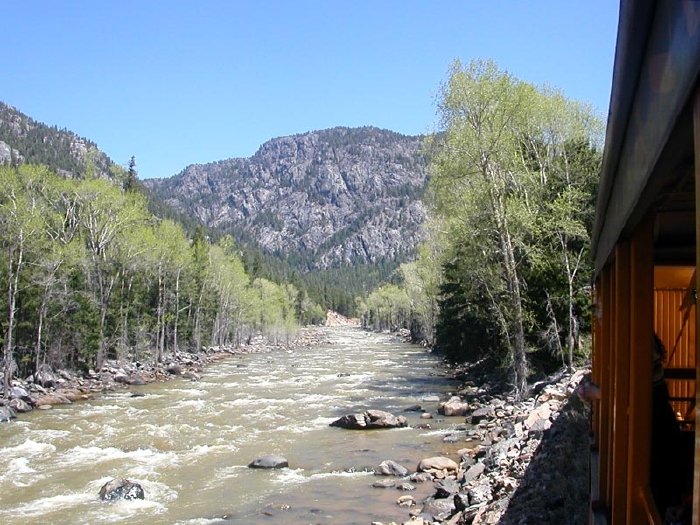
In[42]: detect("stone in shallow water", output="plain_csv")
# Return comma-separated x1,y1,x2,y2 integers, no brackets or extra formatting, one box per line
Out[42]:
329,409,407,430
374,459,409,477
99,478,145,501
0,406,16,422
372,479,396,488
247,455,289,469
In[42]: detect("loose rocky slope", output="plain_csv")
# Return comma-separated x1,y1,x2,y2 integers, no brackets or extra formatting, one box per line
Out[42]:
371,357,591,525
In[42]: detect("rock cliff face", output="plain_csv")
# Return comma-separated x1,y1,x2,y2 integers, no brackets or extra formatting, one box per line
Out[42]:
145,127,428,269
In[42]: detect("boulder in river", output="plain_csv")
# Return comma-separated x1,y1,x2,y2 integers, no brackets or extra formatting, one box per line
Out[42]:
9,385,30,400
374,459,409,477
99,478,145,501
0,406,16,422
29,393,72,406
165,363,182,375
248,455,289,469
9,398,32,413
329,409,407,430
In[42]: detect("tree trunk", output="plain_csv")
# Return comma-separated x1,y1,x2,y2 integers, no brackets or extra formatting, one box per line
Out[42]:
489,175,528,399
3,244,23,397
34,282,51,375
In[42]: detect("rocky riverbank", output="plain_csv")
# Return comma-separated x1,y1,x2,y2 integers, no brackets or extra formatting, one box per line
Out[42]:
372,356,592,525
0,327,329,422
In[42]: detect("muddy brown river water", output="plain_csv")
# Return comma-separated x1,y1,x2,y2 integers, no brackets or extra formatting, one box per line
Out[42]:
0,326,469,524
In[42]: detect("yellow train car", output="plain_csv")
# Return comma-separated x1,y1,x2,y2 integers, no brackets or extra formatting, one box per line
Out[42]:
591,2,700,523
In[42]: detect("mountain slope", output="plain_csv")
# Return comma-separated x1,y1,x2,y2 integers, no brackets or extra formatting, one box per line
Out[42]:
145,126,428,270
0,101,208,236
0,101,113,178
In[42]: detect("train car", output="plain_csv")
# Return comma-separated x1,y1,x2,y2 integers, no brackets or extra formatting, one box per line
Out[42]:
591,1,700,523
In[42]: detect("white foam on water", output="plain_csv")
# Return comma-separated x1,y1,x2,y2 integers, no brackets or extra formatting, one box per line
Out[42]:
3,438,56,458
6,457,36,474
203,421,243,431
0,491,89,519
244,377,283,389
309,415,338,427
270,467,371,489
219,396,256,407
166,388,209,398
172,398,209,410
79,403,124,414
0,457,45,488
30,428,72,441
184,443,238,459
60,445,179,471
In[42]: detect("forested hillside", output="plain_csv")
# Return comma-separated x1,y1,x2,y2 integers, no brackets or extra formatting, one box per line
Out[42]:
0,102,113,179
0,103,332,397
0,165,324,397
1,61,604,402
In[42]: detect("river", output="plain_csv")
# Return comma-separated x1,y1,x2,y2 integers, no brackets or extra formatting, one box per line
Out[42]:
0,326,468,525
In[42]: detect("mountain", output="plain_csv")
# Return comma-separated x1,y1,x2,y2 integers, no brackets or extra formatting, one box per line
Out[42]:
145,126,429,270
0,101,207,235
0,101,114,179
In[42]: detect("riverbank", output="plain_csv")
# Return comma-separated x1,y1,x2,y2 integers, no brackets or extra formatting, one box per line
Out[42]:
374,353,592,525
0,326,329,421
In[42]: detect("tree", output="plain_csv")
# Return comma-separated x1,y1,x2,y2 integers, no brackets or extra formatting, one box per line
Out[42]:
399,219,446,345
430,59,534,397
428,59,602,397
209,237,249,347
0,166,47,395
28,171,82,374
125,156,138,192
74,178,149,369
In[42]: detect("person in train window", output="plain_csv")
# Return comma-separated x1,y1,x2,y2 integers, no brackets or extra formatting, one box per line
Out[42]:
650,333,688,524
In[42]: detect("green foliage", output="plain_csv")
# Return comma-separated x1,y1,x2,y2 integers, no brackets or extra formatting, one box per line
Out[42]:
362,60,603,394
0,163,316,391
426,59,603,381
359,283,410,332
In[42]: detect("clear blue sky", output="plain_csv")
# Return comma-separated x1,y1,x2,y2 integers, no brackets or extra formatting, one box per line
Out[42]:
2,1,619,179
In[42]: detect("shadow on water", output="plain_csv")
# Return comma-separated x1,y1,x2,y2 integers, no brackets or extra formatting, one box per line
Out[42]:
498,393,591,525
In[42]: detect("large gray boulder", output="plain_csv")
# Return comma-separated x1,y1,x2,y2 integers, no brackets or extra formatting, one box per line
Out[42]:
9,398,32,413
0,406,16,422
247,455,289,469
329,409,407,430
374,459,409,477
416,456,459,474
98,478,145,501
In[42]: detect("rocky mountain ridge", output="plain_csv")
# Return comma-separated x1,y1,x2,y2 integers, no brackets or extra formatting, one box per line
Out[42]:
0,101,113,179
145,126,429,269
